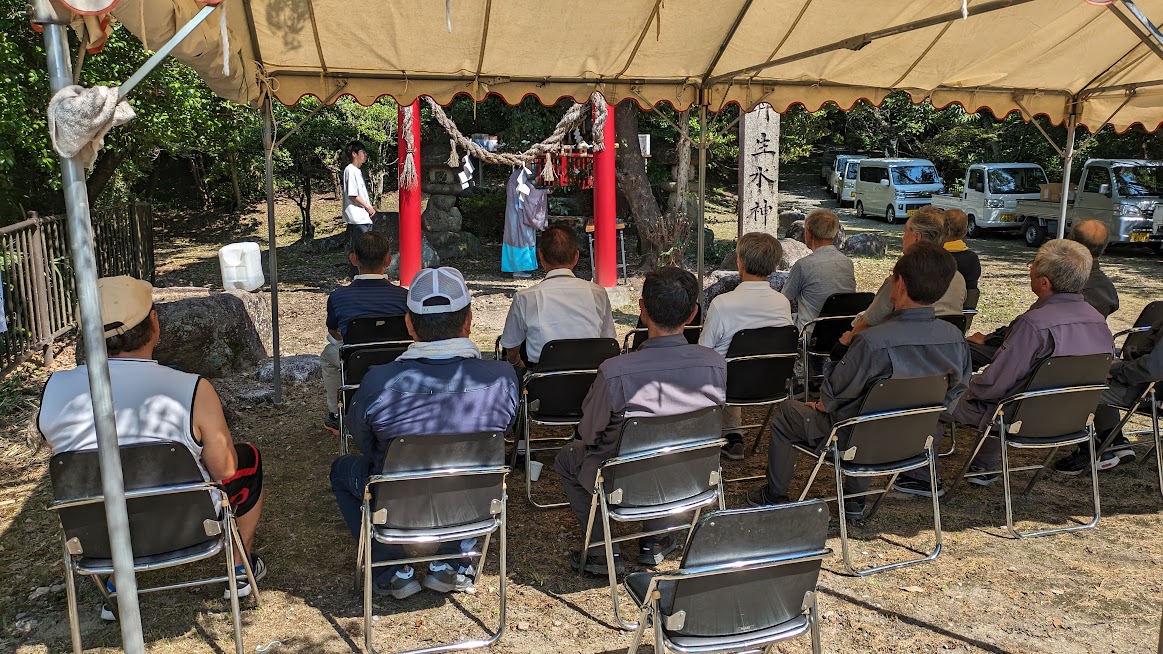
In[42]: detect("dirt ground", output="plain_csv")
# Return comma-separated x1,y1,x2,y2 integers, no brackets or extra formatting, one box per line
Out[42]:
3,167,1163,653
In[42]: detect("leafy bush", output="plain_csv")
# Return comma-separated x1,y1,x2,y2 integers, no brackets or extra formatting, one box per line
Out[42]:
459,190,507,241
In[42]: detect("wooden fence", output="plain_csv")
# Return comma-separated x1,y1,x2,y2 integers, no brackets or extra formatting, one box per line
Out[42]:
0,203,154,376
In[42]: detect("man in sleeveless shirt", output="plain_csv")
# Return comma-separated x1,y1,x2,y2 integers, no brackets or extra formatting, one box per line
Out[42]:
38,277,267,618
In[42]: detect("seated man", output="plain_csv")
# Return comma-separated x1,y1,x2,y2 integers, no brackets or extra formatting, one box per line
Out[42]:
783,208,856,330
967,219,1118,369
1054,308,1163,474
555,267,726,572
843,207,967,345
895,239,1114,496
498,225,616,368
38,277,266,618
699,232,792,459
943,209,981,291
331,267,519,599
321,231,409,434
746,244,972,518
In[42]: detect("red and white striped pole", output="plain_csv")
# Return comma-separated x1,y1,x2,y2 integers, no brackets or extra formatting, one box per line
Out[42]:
592,97,617,287
398,99,422,286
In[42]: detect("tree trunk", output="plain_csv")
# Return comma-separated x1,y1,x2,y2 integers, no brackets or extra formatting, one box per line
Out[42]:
981,113,1001,160
228,149,242,210
615,101,667,271
299,168,315,240
87,150,127,204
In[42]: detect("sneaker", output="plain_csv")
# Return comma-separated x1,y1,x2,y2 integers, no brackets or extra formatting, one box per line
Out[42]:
99,603,116,622
226,554,267,599
966,465,999,486
569,550,625,576
722,439,746,461
638,535,680,567
843,498,865,521
892,477,945,497
1054,448,1119,475
745,486,788,508
1110,435,1137,465
422,564,476,593
373,567,422,599
323,413,340,436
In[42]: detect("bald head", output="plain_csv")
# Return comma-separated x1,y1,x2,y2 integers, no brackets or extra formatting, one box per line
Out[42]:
1069,219,1109,259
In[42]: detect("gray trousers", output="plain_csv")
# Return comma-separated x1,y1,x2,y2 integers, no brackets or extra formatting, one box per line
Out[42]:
766,400,868,499
554,439,675,555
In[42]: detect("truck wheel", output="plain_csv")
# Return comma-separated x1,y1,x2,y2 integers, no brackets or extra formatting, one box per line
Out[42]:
886,206,898,225
1022,220,1047,248
966,216,981,239
855,201,865,218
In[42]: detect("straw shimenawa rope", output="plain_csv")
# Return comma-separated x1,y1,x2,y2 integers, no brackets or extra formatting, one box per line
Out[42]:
407,93,610,189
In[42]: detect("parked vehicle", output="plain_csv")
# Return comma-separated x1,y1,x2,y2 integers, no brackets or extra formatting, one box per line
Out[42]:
828,155,867,198
819,148,851,186
853,158,945,224
834,158,865,206
930,163,1048,237
1014,158,1163,248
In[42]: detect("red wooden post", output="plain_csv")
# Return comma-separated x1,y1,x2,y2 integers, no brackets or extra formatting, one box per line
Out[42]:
593,99,617,287
398,99,423,286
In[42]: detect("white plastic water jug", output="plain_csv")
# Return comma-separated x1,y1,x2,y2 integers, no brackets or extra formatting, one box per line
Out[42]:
218,242,265,291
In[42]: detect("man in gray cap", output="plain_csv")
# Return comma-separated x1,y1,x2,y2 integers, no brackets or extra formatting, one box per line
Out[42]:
330,267,519,600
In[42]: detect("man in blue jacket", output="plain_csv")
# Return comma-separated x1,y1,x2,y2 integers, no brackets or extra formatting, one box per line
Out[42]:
330,267,519,600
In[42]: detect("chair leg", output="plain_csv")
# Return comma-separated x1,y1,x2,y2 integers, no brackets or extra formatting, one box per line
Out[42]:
796,451,828,502
231,519,260,608
62,539,83,654
355,512,367,591
652,597,667,654
223,516,244,654
835,462,856,575
599,494,637,631
1001,439,1017,538
749,404,776,455
939,422,957,458
945,431,990,499
928,444,945,562
579,494,600,576
683,507,703,553
806,591,822,654
363,503,378,654
1020,447,1059,497
624,603,651,654
863,471,899,521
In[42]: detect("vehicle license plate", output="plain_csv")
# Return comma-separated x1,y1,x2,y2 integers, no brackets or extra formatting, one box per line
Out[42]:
906,209,918,217
1000,213,1018,223
1131,231,1150,242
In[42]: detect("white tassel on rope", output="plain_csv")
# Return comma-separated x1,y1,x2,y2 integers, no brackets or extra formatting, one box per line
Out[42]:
220,5,230,76
400,106,418,190
540,152,556,183
961,0,968,19
447,137,459,167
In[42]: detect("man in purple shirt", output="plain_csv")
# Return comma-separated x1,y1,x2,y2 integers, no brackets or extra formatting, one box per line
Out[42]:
894,239,1114,497
555,267,726,574
330,267,518,599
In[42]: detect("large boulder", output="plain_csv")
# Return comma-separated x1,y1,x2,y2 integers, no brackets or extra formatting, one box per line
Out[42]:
784,220,805,243
387,235,440,276
778,238,810,270
702,270,792,307
421,204,463,232
257,354,322,385
841,232,888,257
152,289,270,378
778,211,805,236
427,231,483,260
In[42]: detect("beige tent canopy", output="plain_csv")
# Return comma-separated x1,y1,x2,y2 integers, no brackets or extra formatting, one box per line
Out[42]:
103,0,1163,132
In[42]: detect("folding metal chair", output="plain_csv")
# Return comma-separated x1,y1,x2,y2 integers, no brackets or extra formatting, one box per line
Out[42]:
622,307,704,352
581,406,726,630
793,375,948,575
50,443,258,654
338,315,412,455
623,501,831,654
358,432,508,654
950,354,1111,538
800,292,875,399
719,325,798,483
937,312,968,334
963,288,981,333
519,337,620,508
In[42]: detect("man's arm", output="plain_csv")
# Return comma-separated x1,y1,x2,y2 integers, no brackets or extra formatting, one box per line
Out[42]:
782,262,804,305
192,379,238,481
325,295,342,341
820,336,874,416
697,299,725,352
598,293,617,339
345,168,377,217
967,318,1043,401
576,370,613,448
497,295,526,357
346,383,378,457
841,277,890,344
1113,333,1163,386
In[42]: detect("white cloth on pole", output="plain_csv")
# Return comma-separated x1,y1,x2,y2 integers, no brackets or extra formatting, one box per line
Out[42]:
47,85,135,170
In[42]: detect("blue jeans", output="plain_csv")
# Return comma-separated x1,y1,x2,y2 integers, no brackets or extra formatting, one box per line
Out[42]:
330,454,476,579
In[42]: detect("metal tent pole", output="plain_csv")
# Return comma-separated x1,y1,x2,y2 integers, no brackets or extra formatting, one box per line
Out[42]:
1056,110,1078,240
34,1,145,651
696,92,709,294
262,102,282,402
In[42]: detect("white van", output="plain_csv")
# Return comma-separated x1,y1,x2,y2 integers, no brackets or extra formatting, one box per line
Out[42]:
836,159,862,207
854,158,945,224
828,154,867,198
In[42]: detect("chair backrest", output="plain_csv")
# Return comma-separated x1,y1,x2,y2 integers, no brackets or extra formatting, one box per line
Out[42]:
840,375,949,466
661,501,830,638
725,326,798,403
344,315,411,346
1123,300,1163,360
50,443,219,560
602,406,722,508
937,313,968,334
345,345,410,386
1003,354,1112,440
526,338,620,418
371,432,506,530
808,292,875,352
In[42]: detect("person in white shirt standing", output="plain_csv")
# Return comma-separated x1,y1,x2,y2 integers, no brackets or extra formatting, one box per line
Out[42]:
499,225,616,369
699,232,793,460
343,141,377,278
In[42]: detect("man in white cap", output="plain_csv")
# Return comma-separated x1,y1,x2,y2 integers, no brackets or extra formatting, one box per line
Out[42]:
331,267,519,600
38,276,267,620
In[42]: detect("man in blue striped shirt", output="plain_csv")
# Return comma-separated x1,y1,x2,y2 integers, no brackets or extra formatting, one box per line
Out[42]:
322,231,409,433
